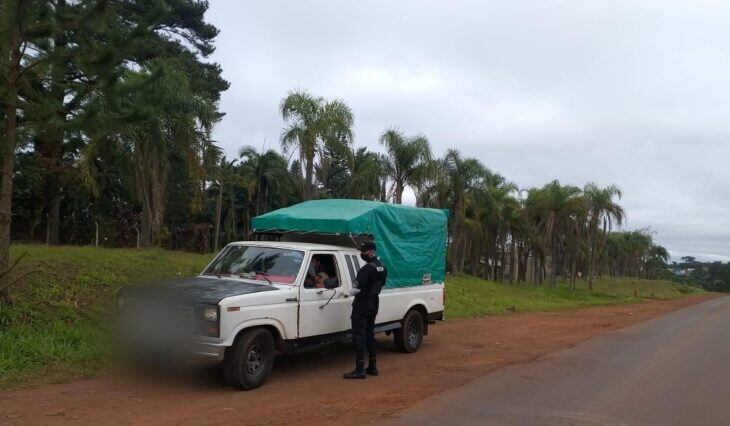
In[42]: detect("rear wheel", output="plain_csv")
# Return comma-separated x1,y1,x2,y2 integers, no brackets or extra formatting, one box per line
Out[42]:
224,328,275,390
394,309,424,353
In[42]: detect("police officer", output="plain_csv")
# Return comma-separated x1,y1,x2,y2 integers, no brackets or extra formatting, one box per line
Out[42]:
343,240,388,380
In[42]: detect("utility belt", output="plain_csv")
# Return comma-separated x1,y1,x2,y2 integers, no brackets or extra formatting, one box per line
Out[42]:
357,280,384,298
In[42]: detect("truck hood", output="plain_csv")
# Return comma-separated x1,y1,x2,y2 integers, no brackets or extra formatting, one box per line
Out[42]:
120,276,279,305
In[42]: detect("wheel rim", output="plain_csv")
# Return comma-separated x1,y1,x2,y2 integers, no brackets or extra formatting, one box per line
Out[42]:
407,319,420,346
246,343,264,375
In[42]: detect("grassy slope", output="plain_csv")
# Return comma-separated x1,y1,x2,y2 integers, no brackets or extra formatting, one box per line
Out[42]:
0,245,704,388
0,244,213,388
446,274,704,318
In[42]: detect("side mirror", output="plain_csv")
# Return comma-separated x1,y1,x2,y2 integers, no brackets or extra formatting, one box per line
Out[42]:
324,278,339,289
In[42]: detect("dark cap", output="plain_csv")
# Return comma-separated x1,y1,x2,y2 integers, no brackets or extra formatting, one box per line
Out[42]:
360,241,376,251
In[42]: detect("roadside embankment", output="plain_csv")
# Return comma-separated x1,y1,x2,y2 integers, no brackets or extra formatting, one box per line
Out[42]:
0,244,706,389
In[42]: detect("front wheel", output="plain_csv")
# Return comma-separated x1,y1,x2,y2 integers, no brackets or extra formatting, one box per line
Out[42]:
224,328,275,390
394,309,424,353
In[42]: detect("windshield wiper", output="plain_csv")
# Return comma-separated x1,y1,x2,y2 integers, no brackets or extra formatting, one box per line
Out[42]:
240,271,273,285
202,271,225,279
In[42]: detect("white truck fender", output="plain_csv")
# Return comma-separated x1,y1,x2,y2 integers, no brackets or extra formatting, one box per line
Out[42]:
223,318,288,346
404,298,430,317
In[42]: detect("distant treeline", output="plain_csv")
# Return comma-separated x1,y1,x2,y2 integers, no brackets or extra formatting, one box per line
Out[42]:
668,257,730,292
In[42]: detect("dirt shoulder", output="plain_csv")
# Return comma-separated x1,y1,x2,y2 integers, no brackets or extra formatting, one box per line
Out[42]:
0,294,717,425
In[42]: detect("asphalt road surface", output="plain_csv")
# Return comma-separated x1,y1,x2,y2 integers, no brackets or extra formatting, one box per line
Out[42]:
391,295,730,426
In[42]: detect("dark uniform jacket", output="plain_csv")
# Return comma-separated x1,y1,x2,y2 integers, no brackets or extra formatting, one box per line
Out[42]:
353,258,388,313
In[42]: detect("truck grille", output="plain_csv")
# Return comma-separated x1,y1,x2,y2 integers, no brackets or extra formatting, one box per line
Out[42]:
123,300,197,336
176,305,195,333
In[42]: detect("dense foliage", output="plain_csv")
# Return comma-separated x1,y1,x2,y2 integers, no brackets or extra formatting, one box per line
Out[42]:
0,0,227,302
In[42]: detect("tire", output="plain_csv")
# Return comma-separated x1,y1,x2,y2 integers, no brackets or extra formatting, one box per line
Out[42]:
223,328,275,390
394,309,424,353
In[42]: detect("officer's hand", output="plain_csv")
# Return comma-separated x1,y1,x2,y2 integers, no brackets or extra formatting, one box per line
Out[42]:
349,288,361,296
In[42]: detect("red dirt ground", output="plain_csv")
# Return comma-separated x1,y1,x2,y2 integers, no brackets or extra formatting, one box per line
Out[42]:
0,294,716,425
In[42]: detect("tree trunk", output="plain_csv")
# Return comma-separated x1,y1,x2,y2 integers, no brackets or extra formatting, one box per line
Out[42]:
304,152,314,200
509,240,516,284
47,192,61,244
597,220,608,280
449,202,462,274
213,181,222,252
138,157,166,247
0,23,21,304
531,255,538,285
481,243,491,280
227,193,236,242
570,249,578,291
394,181,404,204
551,244,558,287
519,246,528,282
470,239,480,277
539,255,544,284
588,223,598,291
492,243,500,282
243,208,250,240
460,237,468,273
140,203,151,247
264,184,269,213
254,182,260,217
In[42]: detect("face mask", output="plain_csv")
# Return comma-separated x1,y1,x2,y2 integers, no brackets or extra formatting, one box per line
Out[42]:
361,253,369,261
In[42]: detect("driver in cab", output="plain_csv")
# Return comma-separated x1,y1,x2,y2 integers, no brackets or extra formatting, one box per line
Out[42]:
305,256,329,288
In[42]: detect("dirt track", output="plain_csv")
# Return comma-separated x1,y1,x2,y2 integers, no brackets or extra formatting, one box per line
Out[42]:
0,294,716,425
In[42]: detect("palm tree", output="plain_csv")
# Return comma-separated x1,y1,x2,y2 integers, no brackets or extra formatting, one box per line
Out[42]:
239,145,290,216
481,182,519,281
523,181,582,285
646,244,669,279
280,89,354,200
82,60,218,247
503,195,528,283
584,183,625,290
379,128,431,204
349,147,386,200
413,158,450,208
442,149,485,273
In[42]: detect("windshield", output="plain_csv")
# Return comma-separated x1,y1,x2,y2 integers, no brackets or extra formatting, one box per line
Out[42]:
203,246,304,285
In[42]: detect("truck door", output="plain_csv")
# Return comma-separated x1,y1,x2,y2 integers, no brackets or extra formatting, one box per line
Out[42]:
298,251,352,338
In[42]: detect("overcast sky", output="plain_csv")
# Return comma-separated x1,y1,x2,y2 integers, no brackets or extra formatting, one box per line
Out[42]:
206,0,730,262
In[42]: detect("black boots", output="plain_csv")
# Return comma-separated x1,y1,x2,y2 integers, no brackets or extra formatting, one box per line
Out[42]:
343,354,379,379
343,359,366,380
366,357,378,376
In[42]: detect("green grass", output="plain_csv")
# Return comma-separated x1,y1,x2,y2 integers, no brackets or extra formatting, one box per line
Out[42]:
446,274,705,318
0,244,705,388
0,244,213,389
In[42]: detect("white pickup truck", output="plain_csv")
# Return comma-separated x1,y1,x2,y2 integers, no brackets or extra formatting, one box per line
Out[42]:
118,240,445,390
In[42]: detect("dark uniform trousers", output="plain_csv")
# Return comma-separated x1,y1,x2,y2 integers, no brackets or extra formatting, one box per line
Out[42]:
351,307,378,360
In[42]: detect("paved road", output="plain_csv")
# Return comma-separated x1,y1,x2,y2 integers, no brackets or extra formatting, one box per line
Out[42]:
391,296,730,426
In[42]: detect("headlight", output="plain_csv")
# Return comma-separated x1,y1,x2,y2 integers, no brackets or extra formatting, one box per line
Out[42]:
203,307,218,322
116,294,125,309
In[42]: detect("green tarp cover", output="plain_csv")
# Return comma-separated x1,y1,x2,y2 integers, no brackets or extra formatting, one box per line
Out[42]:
251,199,448,288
